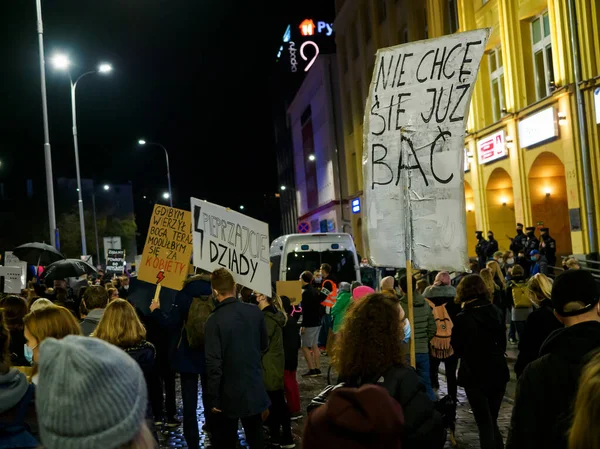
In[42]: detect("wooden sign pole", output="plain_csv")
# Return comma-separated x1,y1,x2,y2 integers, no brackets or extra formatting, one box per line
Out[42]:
406,260,416,368
152,283,162,305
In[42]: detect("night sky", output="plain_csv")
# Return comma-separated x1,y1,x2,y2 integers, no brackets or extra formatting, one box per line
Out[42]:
1,0,334,231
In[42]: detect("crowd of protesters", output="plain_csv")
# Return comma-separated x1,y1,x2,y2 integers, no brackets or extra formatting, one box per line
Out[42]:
1,241,599,449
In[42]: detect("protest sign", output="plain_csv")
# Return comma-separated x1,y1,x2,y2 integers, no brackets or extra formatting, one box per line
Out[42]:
106,249,125,276
0,266,24,294
138,204,193,291
191,198,271,296
363,29,490,271
276,280,303,306
3,251,27,292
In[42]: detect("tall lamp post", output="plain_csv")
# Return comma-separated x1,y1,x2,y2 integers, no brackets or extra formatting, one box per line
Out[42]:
138,140,173,207
52,54,113,256
35,0,58,248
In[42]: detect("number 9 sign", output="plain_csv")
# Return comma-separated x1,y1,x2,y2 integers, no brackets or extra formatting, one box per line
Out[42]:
300,41,320,72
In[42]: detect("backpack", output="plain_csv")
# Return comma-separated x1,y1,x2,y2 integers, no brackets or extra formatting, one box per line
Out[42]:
426,299,454,359
183,296,215,350
511,281,530,308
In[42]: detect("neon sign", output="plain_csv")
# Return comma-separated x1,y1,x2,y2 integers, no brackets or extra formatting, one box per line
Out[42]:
289,41,298,72
300,41,319,72
299,19,316,36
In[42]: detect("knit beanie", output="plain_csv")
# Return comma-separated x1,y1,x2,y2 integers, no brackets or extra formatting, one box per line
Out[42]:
380,276,395,291
36,335,148,449
339,282,351,293
352,286,375,301
434,271,451,286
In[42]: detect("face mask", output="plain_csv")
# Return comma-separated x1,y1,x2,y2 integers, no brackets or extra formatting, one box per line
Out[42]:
507,258,515,265
124,285,129,290
531,256,537,262
24,344,36,364
517,229,523,234
527,232,534,237
314,277,322,283
488,235,493,240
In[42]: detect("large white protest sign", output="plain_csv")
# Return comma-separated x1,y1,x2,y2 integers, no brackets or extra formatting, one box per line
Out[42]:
191,198,271,296
3,251,27,292
363,29,490,271
0,266,25,294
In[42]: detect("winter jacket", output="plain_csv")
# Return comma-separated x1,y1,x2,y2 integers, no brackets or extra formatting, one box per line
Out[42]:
150,275,213,374
205,297,270,418
342,364,446,449
262,306,286,391
301,284,322,328
422,285,460,322
80,308,104,336
514,300,562,378
451,298,509,390
331,290,352,333
507,321,600,449
282,314,300,372
9,329,29,368
124,340,156,421
0,369,38,449
303,384,404,449
400,293,436,354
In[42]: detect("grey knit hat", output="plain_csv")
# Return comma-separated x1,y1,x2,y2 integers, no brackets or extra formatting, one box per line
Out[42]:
36,335,148,449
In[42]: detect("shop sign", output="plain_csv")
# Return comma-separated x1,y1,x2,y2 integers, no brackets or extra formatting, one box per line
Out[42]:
518,107,558,148
477,130,507,164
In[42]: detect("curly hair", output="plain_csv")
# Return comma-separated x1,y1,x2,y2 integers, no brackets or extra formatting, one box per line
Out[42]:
455,274,490,304
333,293,405,381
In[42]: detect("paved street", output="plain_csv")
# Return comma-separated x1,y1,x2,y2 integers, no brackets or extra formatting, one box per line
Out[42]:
157,348,518,449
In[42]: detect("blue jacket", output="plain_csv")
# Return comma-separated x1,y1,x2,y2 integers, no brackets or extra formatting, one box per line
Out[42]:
0,370,38,449
205,297,271,418
150,276,213,374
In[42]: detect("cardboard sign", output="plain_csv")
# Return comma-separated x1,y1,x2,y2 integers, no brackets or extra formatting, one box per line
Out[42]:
363,29,490,271
138,204,193,291
276,280,303,306
0,266,24,294
191,198,271,296
106,249,125,276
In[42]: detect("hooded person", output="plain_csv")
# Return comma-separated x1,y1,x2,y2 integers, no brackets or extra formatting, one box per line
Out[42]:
303,384,404,449
475,231,489,269
331,282,353,334
529,250,548,276
35,335,153,449
486,231,499,258
507,269,600,449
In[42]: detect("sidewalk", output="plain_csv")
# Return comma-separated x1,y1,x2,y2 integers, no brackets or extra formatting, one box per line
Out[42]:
157,349,518,448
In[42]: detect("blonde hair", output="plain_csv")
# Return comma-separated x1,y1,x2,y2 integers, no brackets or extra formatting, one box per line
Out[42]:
479,268,497,297
264,293,288,326
93,299,146,349
569,351,600,449
486,260,506,289
566,258,581,270
23,306,82,343
527,274,553,307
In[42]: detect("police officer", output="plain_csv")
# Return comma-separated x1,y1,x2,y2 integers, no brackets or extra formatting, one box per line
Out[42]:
539,227,557,267
487,231,499,258
525,227,540,254
475,231,489,269
510,223,528,254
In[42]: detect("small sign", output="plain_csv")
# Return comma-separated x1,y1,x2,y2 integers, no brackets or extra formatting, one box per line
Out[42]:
518,107,558,148
570,208,582,232
106,249,125,276
0,266,24,294
298,222,310,234
477,129,507,164
352,198,361,214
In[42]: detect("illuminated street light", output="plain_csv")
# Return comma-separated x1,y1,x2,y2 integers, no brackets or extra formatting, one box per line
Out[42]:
138,139,146,145
138,139,173,207
240,205,245,210
163,192,170,200
280,185,287,191
51,53,71,70
308,154,316,161
103,184,110,191
98,63,113,73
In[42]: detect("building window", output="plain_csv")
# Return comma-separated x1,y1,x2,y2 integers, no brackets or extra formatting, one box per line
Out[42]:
489,47,506,122
531,12,555,100
448,0,459,33
351,20,359,59
362,4,372,41
378,0,387,23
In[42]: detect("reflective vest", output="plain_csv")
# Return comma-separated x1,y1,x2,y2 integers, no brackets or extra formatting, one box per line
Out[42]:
320,279,338,308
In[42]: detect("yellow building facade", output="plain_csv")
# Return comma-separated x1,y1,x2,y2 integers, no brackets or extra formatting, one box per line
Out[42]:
334,0,600,260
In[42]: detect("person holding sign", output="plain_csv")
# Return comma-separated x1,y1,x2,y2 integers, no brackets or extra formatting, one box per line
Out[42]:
205,269,270,449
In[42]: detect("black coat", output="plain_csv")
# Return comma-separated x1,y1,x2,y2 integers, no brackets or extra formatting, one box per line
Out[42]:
9,329,29,367
205,297,270,418
124,340,156,420
486,238,499,257
475,239,489,268
301,284,322,328
282,315,300,372
510,232,527,254
451,299,509,389
343,364,446,449
514,300,562,378
507,321,600,449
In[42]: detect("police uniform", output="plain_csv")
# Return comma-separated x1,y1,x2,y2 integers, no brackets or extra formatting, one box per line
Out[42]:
475,231,489,269
487,231,499,257
525,227,540,254
510,223,528,254
539,227,557,267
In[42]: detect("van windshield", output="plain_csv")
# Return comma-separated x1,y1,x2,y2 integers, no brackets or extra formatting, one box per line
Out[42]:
286,250,357,283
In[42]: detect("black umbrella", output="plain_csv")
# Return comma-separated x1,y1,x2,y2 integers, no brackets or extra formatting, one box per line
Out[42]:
13,243,65,266
43,259,97,283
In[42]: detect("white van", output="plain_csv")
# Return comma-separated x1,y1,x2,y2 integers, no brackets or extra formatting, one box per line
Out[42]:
270,233,361,283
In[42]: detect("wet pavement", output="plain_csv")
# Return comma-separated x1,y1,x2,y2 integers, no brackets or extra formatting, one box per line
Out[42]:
157,350,517,449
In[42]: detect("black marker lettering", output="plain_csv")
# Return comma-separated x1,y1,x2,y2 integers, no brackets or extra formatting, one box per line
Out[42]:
372,144,394,189
430,46,447,81
395,92,411,130
459,40,482,83
397,53,413,87
435,85,454,123
443,44,462,79
421,88,437,123
370,96,386,136
417,50,435,83
430,130,454,184
218,243,228,267
450,84,470,122
396,136,429,187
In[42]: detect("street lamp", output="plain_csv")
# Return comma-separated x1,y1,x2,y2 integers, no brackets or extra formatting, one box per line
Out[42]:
103,184,110,191
280,185,287,191
138,140,173,207
239,205,245,210
35,0,58,248
53,54,113,256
